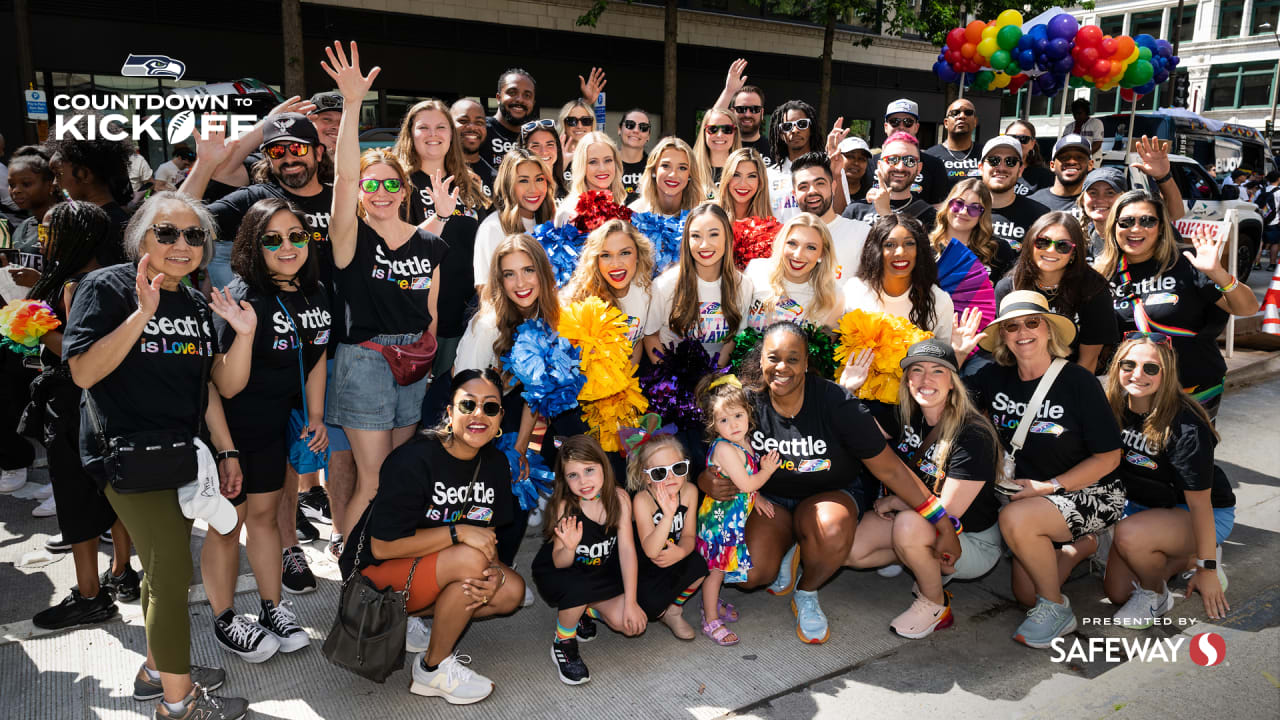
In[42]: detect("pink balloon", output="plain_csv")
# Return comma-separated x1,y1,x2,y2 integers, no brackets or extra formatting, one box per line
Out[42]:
1101,36,1118,57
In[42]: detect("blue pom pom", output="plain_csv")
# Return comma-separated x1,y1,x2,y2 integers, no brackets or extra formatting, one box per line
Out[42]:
631,210,689,276
530,221,586,287
502,318,586,419
495,433,555,510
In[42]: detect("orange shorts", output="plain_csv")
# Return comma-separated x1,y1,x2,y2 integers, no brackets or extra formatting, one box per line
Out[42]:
360,552,441,614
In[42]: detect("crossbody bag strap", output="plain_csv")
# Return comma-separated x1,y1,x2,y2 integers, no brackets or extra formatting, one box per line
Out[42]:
182,284,212,438
276,296,309,420
1009,357,1067,456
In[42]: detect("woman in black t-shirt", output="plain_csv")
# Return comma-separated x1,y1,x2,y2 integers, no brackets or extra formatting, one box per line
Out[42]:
617,109,652,205
995,212,1118,373
698,322,960,646
340,369,524,705
927,178,1016,283
1102,336,1234,625
324,44,449,542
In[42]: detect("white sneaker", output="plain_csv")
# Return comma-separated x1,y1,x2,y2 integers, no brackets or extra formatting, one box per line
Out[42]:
1112,581,1173,630
528,494,548,528
33,483,53,500
0,468,28,494
521,584,535,608
409,652,494,705
32,495,57,518
406,616,432,653
877,564,904,578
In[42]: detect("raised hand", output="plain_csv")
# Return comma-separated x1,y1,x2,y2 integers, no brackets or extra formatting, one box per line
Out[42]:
951,307,984,359
320,40,381,103
724,58,748,96
869,161,892,216
826,116,848,158
579,67,607,103
1183,230,1227,279
554,516,583,549
1131,135,1171,180
269,95,317,119
427,169,459,221
208,287,257,336
840,347,874,392
135,254,164,317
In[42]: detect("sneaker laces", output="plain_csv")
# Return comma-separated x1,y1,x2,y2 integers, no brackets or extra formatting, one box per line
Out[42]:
192,682,223,711
795,591,823,618
224,615,264,647
283,548,309,575
1025,599,1058,623
268,601,301,632
440,653,477,685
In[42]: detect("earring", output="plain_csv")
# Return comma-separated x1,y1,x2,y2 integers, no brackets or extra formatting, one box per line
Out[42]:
445,425,454,436
495,427,504,437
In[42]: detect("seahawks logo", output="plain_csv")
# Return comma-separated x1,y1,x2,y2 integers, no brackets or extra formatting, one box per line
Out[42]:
272,117,296,133
120,54,186,80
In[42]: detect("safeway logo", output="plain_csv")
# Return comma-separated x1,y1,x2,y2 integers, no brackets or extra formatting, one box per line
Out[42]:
1050,632,1226,666
1189,632,1226,667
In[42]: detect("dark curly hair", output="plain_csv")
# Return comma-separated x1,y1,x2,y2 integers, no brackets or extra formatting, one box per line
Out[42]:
230,197,320,297
767,100,824,168
856,213,939,331
48,137,133,206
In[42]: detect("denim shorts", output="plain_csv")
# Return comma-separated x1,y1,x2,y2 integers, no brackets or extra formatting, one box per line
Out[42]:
322,358,351,453
325,336,429,431
762,484,862,517
1122,501,1235,546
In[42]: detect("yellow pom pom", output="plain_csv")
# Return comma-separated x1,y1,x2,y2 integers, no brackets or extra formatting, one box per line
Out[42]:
559,296,637,401
833,310,932,405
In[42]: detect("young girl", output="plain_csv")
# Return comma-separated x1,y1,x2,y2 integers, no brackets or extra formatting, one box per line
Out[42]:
714,148,773,222
531,435,645,686
745,213,844,330
624,426,709,641
472,148,557,289
555,131,627,227
563,219,657,367
694,375,780,645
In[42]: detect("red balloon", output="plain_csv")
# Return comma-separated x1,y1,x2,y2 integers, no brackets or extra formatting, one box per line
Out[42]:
1007,74,1029,92
1094,59,1111,77
947,27,966,50
1100,36,1118,57
1076,25,1103,48
1071,63,1089,77
1081,47,1099,66
1120,87,1142,102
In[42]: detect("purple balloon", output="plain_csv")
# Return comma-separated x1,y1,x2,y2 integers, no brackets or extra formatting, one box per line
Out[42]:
1047,13,1079,40
1153,69,1170,84
1033,35,1048,53
1046,37,1071,60
1170,55,1180,68
1156,39,1173,57
1053,56,1074,74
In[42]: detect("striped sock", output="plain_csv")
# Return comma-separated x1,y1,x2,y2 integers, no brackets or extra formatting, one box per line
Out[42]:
555,621,577,642
674,585,696,607
584,607,601,620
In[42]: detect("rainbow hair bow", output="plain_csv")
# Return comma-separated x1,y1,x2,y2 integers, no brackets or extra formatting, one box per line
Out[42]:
617,413,677,458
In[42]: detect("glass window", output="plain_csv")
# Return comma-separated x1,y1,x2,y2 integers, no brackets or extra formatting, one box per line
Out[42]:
1240,66,1275,106
1131,10,1163,38
1176,162,1220,202
1219,0,1245,37
1099,15,1125,36
1094,87,1120,115
1207,62,1278,109
1253,0,1280,34
1029,94,1051,117
1174,6,1196,42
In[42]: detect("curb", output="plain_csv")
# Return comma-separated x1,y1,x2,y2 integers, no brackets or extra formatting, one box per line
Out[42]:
1225,350,1280,390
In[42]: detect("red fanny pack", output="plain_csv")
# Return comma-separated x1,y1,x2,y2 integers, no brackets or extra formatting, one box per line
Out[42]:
359,332,437,386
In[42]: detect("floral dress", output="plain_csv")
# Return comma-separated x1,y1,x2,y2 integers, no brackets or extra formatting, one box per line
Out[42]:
696,439,759,582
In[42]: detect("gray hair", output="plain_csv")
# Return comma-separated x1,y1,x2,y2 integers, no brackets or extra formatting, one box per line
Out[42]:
122,191,217,271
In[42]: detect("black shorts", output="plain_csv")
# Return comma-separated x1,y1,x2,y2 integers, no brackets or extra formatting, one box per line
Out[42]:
48,426,117,544
229,439,286,507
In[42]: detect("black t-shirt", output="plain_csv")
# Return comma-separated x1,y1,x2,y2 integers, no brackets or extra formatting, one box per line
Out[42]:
346,437,513,569
98,202,130,267
337,219,447,344
214,277,330,449
967,361,1121,481
748,374,885,500
1107,255,1228,389
1028,186,1083,218
985,240,1019,285
205,182,335,283
469,158,497,202
923,143,982,195
893,413,1001,533
1016,166,1056,196
621,160,647,205
64,264,220,457
995,271,1119,357
843,195,937,233
743,135,773,168
1118,406,1234,509
481,117,521,169
990,196,1051,252
407,171,482,338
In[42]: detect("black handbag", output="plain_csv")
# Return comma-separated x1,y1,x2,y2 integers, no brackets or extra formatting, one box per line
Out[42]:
322,514,419,683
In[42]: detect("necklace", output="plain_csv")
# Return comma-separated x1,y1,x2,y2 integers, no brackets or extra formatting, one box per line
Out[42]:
942,143,974,163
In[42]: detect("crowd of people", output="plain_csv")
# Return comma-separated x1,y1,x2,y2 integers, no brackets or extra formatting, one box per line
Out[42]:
0,43,1262,718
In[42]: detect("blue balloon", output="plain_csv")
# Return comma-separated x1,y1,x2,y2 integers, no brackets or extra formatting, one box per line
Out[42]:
1053,56,1074,74
1019,49,1037,69
1153,69,1170,84
1136,81,1156,95
1017,35,1033,52
1170,55,1180,68
1046,37,1071,60
1135,33,1157,49
934,61,960,83
1033,36,1048,53
1028,24,1048,40
1156,39,1173,57
1047,13,1079,40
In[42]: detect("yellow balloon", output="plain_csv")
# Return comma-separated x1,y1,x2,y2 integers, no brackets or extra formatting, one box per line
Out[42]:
1126,48,1140,64
982,25,998,40
992,72,1011,88
977,37,1000,58
996,9,1023,27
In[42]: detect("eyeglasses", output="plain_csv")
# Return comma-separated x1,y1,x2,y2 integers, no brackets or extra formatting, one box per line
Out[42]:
520,118,557,141
264,142,312,160
621,119,651,132
1123,330,1173,346
1001,317,1042,334
1033,237,1076,254
948,198,984,218
456,398,502,417
151,223,207,246
705,124,736,136
1118,359,1162,377
261,230,311,252
1116,215,1159,229
886,117,918,129
881,155,919,168
779,118,811,133
947,108,975,118
984,155,1021,168
360,178,402,194
564,116,594,128
1007,134,1034,144
732,105,762,115
644,460,690,483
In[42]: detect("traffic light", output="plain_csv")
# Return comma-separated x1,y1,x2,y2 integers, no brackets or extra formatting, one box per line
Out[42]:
1172,71,1190,108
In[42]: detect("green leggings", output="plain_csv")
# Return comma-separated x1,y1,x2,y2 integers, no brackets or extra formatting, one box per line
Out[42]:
104,485,194,674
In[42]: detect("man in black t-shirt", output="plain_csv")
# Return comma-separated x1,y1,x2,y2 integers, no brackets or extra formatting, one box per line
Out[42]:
924,98,983,195
843,132,937,231
481,69,535,169
1029,134,1091,216
451,98,496,200
981,135,1051,252
877,99,949,205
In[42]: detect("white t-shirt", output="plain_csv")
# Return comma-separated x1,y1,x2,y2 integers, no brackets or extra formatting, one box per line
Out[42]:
648,267,755,357
744,258,843,330
127,153,153,192
615,284,657,346
154,160,185,189
1060,117,1104,147
767,159,799,222
826,215,870,285
455,310,502,373
473,213,535,287
842,277,953,342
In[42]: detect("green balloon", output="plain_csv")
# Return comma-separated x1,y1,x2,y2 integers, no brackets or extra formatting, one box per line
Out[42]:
974,70,994,90
1069,76,1085,88
1122,61,1142,86
990,49,1011,71
1138,47,1152,60
996,24,1021,50
1133,59,1154,85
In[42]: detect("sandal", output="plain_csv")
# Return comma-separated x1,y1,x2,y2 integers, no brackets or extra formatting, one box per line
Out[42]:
717,598,740,623
700,609,739,646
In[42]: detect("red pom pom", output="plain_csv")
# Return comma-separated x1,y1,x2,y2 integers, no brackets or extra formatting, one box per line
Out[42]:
573,190,633,233
731,216,781,271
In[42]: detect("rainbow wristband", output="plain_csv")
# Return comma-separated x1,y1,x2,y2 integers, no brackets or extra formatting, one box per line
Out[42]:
1215,276,1239,293
915,495,946,524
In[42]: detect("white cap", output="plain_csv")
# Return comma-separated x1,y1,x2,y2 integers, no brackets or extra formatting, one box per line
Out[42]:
885,99,919,118
180,439,239,535
838,136,871,156
982,136,1024,159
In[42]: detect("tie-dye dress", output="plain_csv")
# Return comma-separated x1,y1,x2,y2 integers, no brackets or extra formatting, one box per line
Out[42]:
696,439,760,583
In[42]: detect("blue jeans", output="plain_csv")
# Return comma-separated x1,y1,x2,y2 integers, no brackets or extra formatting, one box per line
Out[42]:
207,241,234,289
325,336,429,431
1122,500,1235,546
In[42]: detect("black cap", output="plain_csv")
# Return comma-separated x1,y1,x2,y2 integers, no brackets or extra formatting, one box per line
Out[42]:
260,112,320,150
899,338,958,373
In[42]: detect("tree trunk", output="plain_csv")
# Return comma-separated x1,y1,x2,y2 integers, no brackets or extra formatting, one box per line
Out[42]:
663,0,678,136
282,0,306,100
14,0,37,143
819,11,835,128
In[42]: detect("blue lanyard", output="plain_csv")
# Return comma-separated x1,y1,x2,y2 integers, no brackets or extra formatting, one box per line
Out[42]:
275,296,308,419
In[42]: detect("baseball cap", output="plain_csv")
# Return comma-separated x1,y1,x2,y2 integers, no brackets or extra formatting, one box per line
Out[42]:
1052,134,1091,159
899,338,959,374
838,136,871,157
885,99,919,118
1083,167,1126,193
180,439,239,535
260,112,321,149
982,136,1024,160
309,91,343,114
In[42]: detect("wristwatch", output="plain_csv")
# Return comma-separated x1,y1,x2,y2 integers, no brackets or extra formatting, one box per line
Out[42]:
449,524,459,545
1195,558,1218,570
1047,477,1065,495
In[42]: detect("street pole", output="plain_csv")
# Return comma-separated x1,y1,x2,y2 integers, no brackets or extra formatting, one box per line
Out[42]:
1264,23,1279,147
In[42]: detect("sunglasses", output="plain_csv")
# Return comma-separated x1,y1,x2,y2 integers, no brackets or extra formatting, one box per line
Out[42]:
151,223,207,246
360,178,402,194
264,142,312,160
732,105,762,115
882,155,919,168
261,230,311,252
644,460,690,483
948,198,984,218
1033,237,1076,254
947,108,975,118
705,124,736,136
886,117,918,129
1118,359,1162,377
1116,215,1160,229
456,398,502,417
1123,330,1173,346
779,118,811,133
984,155,1021,168
564,116,594,128
1001,317,1042,334
621,119,651,132
1007,134,1034,144
520,118,557,140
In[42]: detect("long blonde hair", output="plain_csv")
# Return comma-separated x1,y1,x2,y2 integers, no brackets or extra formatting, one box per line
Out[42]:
494,148,557,234
564,218,655,309
392,99,489,211
355,149,413,220
623,434,689,493
1104,336,1218,453
670,203,745,339
928,178,998,264
481,234,561,366
639,137,707,213
714,148,773,221
692,108,742,189
569,131,627,202
896,364,1005,493
1093,190,1179,278
768,213,839,325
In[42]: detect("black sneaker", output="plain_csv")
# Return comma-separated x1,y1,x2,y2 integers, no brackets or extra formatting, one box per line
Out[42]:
281,546,317,595
259,599,310,652
295,507,320,543
32,588,118,629
103,565,141,603
576,616,597,643
44,534,72,554
134,664,226,701
298,487,332,525
213,609,281,663
551,638,590,685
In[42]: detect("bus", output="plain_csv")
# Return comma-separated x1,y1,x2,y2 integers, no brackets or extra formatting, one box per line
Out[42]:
1098,110,1277,178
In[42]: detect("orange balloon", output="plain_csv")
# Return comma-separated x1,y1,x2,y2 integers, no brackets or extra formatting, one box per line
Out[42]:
1115,36,1136,60
961,43,977,59
965,20,985,44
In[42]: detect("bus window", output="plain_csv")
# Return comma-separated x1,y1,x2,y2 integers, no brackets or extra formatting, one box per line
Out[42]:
1176,162,1220,203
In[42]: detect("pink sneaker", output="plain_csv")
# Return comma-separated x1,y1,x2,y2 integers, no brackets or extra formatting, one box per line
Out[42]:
889,593,953,639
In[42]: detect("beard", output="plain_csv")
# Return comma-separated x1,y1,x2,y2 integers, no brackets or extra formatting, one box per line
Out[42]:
276,160,316,189
498,102,530,126
800,193,831,216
